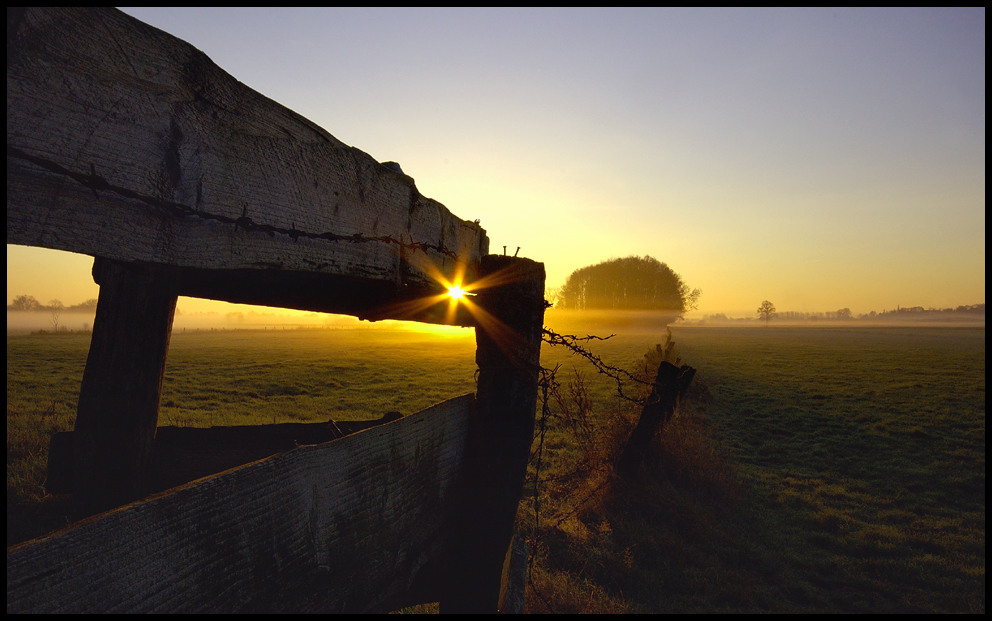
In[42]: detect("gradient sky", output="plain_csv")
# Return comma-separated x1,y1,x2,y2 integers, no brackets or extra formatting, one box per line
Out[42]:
7,7,985,318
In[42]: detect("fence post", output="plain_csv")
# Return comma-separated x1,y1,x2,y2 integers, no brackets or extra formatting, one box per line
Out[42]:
440,255,545,613
71,258,178,520
617,360,695,479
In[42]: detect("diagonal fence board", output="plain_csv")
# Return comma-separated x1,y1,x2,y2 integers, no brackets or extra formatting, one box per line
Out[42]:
7,7,487,323
6,394,475,614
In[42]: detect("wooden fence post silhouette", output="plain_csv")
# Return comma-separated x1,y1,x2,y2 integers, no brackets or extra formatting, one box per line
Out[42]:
71,258,178,519
440,255,546,613
618,360,695,478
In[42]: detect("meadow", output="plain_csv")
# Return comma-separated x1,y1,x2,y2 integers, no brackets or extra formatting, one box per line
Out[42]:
5,318,986,613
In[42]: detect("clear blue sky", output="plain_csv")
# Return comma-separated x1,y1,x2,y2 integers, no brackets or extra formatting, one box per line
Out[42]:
7,7,985,317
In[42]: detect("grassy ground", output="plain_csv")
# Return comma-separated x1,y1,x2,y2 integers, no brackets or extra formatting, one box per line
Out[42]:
6,322,986,613
519,324,985,613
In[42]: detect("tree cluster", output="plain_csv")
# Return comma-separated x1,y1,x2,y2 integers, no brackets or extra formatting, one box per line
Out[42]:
8,295,98,312
554,256,700,313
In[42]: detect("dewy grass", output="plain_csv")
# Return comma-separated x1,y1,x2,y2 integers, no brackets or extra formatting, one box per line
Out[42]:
6,323,986,613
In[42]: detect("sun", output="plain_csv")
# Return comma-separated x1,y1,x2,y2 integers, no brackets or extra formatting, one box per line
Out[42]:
447,285,468,300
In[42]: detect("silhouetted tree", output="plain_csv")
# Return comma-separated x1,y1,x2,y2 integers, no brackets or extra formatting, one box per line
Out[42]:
9,295,43,311
757,300,777,325
68,298,98,312
556,256,700,314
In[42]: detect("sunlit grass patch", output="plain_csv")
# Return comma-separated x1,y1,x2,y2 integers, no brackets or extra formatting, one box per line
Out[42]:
526,565,633,614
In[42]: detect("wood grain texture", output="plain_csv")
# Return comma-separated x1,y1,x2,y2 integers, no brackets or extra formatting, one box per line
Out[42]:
6,7,487,320
440,256,546,612
7,394,474,614
46,412,406,495
70,259,179,520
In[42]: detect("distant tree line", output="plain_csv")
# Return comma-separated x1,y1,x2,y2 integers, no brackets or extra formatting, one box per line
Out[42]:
702,303,985,323
774,309,852,321
554,256,700,314
774,305,984,321
861,304,985,320
8,295,97,312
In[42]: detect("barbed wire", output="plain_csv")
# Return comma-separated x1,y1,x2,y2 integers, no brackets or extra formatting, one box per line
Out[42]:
8,145,461,258
526,363,557,585
541,328,653,404
527,326,659,605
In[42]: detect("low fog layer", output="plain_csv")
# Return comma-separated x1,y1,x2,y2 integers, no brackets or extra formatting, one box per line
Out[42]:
7,305,985,335
5,308,476,335
545,309,986,334
6,308,365,334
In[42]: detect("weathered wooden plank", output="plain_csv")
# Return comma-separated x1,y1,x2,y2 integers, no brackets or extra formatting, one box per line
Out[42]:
7,7,487,321
47,411,405,496
7,394,474,614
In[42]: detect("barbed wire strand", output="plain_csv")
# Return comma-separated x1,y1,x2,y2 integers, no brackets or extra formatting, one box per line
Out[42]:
8,146,460,258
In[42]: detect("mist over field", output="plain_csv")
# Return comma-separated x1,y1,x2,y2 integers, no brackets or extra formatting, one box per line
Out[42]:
7,304,985,336
545,309,986,337
5,308,446,334
6,310,96,333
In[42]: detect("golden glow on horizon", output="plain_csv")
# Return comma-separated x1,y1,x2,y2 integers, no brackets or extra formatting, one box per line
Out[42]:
6,244,985,323
394,253,533,360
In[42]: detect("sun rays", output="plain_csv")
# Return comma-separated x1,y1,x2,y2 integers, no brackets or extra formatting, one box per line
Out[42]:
362,252,543,366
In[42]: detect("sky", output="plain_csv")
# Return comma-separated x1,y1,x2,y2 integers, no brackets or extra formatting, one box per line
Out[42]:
6,7,985,319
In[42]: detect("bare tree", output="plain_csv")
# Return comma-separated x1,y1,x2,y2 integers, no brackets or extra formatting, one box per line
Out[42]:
49,299,65,333
544,286,560,309
757,300,777,326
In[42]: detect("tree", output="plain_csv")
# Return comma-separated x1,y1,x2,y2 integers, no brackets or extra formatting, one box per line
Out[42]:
68,298,98,312
49,299,65,333
757,300,777,325
555,256,701,314
9,294,43,311
544,286,561,309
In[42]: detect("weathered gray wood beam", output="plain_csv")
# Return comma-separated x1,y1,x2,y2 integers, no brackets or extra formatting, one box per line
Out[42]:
7,395,474,614
6,7,487,324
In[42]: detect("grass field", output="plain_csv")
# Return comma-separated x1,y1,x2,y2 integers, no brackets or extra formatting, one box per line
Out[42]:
529,322,985,613
6,319,986,613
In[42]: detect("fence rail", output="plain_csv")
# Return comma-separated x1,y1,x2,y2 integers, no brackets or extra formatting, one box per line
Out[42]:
7,395,474,614
44,411,407,496
7,6,486,325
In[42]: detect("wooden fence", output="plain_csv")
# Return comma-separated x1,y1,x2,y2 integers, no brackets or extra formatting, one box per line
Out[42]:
9,396,475,613
7,7,545,613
